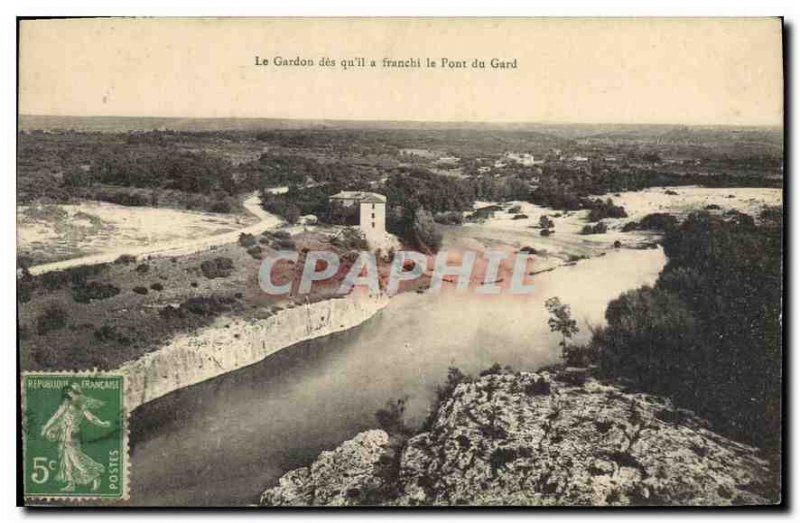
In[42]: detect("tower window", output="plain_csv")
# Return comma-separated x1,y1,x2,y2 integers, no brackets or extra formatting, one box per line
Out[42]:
372,221,375,228
372,204,375,209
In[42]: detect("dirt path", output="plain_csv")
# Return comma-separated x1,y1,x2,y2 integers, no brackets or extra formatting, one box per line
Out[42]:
27,193,281,276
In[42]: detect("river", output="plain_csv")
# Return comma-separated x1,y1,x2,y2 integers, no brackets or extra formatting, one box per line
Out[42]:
128,246,666,506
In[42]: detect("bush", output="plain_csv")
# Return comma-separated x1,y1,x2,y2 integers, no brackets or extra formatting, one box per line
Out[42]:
539,215,555,229
114,254,137,264
150,282,164,291
519,246,538,255
479,362,505,377
239,233,257,247
17,279,35,303
72,282,121,303
410,208,442,252
524,377,551,396
132,286,148,295
271,238,296,250
332,227,369,251
621,221,639,232
421,367,470,431
639,213,678,231
93,324,131,345
179,296,236,317
209,200,232,213
586,198,627,222
200,257,234,279
135,263,150,274
434,211,464,225
247,246,263,259
540,228,552,237
563,344,598,367
36,305,68,335
375,397,410,436
580,222,608,235
511,214,528,220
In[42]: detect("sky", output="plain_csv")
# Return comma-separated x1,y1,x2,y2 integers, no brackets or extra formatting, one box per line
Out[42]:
18,18,783,126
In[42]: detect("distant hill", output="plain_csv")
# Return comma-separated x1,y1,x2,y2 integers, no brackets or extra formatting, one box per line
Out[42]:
18,115,783,138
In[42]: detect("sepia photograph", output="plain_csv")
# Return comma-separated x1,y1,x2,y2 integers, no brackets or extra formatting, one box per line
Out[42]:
15,17,784,508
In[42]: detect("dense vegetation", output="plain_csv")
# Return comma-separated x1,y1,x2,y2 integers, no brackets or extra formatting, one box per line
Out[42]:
588,209,782,450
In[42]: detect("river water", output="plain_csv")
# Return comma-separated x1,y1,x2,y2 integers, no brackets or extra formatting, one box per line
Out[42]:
128,247,666,506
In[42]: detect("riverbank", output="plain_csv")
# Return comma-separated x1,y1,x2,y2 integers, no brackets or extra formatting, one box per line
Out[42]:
260,370,779,506
119,291,389,410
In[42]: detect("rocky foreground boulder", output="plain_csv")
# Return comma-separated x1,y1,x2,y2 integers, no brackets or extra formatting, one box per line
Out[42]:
260,371,779,507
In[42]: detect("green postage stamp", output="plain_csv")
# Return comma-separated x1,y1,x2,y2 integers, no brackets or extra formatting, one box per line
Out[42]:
21,373,128,501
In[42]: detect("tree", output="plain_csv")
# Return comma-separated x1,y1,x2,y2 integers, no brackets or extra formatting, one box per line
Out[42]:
410,208,442,253
285,204,301,225
539,215,555,230
545,297,579,356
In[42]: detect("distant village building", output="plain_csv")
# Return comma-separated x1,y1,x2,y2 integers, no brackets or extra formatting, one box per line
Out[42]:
436,156,461,166
328,191,387,239
504,152,544,166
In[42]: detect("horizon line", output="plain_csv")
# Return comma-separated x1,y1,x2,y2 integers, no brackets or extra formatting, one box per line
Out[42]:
18,113,783,129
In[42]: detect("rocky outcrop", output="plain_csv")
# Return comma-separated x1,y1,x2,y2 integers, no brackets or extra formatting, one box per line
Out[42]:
260,371,778,507
120,293,388,410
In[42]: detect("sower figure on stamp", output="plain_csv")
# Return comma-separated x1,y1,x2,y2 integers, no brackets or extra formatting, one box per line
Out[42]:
40,383,111,492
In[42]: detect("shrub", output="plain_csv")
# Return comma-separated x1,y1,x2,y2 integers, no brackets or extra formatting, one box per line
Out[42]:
524,377,551,396
511,214,529,220
621,221,639,232
586,198,627,222
410,209,442,252
421,367,470,431
18,277,35,303
332,227,369,251
540,228,552,237
179,296,236,316
434,211,464,225
375,397,410,436
135,263,150,274
114,254,137,264
200,257,234,279
508,205,522,214
247,246,263,259
150,282,164,291
36,304,68,335
72,282,121,303
271,238,296,250
132,286,148,295
272,230,292,240
563,344,598,367
479,362,504,377
639,213,678,231
93,324,130,345
519,246,538,255
580,222,608,235
209,200,232,213
539,215,554,229
239,233,257,247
